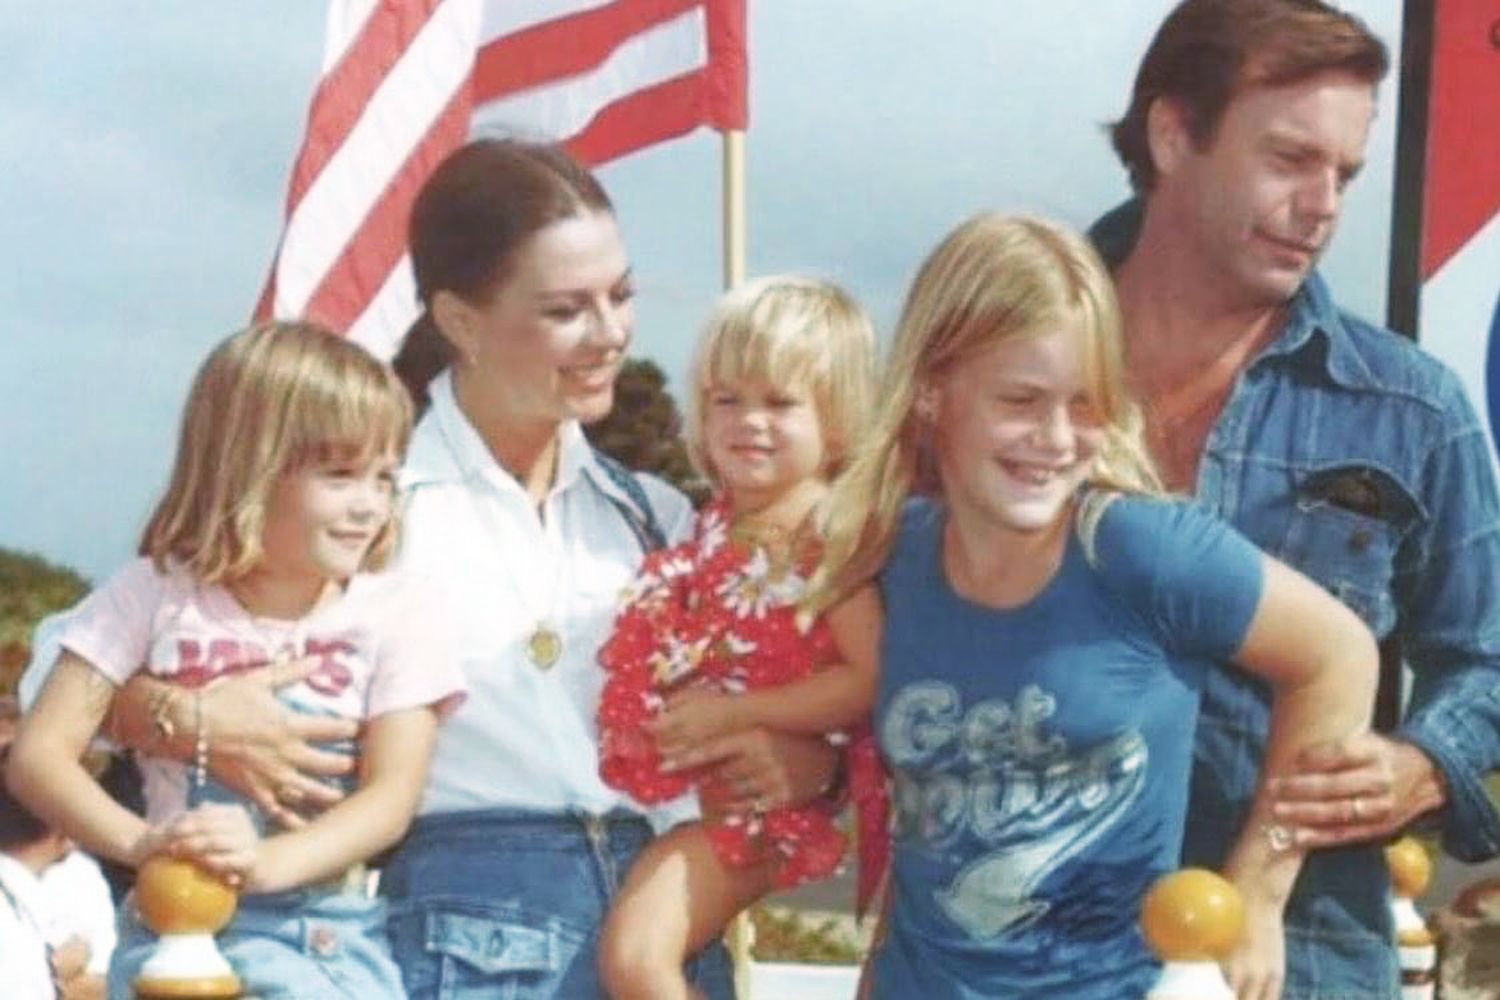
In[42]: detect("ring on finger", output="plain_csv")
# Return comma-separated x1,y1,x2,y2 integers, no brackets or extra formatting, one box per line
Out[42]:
1350,795,1365,821
279,783,302,805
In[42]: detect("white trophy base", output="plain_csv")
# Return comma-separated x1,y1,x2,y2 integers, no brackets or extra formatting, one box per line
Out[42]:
1148,960,1235,1000
132,931,241,999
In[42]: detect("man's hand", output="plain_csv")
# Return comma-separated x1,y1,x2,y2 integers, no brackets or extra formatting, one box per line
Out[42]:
665,727,836,816
200,656,359,829
1271,733,1446,848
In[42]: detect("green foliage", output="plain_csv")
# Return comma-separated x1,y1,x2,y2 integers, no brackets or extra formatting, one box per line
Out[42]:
749,905,866,965
585,358,711,506
0,548,89,697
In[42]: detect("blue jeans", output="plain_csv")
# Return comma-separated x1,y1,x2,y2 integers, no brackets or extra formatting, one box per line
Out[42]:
110,888,404,1000
383,808,736,999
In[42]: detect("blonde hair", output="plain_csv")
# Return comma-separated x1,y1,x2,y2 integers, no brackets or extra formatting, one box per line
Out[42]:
808,213,1160,609
140,320,414,583
686,275,877,484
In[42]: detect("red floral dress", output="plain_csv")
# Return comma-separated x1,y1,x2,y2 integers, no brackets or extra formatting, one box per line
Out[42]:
598,496,888,905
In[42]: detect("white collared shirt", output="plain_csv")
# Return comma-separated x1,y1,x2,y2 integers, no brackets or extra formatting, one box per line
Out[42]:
0,854,60,1000
401,372,695,827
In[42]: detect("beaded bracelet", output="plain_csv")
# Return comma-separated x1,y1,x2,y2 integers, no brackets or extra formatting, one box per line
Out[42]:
192,689,209,789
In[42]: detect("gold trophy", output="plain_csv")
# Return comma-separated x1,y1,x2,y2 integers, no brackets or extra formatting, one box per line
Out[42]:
1141,867,1244,1000
131,855,242,999
1385,836,1436,1000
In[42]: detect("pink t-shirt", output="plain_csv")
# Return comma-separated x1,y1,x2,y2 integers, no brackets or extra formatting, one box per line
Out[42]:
59,558,466,823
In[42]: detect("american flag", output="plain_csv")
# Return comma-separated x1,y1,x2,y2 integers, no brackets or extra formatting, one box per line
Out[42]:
256,0,747,359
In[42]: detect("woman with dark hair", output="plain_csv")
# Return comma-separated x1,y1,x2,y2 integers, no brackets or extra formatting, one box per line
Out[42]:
378,138,749,998
382,138,850,997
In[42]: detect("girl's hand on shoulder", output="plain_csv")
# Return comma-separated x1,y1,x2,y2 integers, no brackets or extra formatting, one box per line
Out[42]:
1221,892,1286,1000
161,804,262,889
650,687,743,760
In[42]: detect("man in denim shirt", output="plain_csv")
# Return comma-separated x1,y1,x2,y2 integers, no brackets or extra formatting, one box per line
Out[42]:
1090,1,1500,996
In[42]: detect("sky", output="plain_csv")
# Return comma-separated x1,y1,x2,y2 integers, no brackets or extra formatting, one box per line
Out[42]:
1,0,1403,581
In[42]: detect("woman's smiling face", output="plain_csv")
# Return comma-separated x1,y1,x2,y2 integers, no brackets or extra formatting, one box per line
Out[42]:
458,209,635,427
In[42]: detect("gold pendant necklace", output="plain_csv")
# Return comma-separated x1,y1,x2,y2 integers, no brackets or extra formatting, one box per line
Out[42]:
526,623,563,670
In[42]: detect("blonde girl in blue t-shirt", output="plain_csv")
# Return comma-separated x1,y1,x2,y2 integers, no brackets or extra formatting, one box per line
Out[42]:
807,213,1379,1000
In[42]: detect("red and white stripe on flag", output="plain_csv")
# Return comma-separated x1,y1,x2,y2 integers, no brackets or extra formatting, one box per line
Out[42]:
256,0,747,360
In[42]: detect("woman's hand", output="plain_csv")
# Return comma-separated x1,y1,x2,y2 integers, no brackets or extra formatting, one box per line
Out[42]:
667,727,837,815
160,803,262,888
115,656,359,829
1221,894,1286,1000
650,687,745,761
198,657,359,828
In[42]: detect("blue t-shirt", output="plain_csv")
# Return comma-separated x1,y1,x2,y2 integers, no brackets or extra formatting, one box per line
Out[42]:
870,494,1263,999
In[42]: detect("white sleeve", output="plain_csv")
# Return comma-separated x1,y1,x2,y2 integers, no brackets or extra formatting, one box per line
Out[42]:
18,607,80,710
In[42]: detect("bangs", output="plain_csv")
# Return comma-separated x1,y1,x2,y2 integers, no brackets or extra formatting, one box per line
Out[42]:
281,349,414,471
700,312,823,394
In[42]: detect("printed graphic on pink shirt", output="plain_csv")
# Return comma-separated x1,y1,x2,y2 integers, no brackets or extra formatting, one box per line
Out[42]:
165,635,359,699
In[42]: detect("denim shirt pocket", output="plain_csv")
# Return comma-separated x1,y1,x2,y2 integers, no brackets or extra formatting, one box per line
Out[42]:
1283,463,1421,637
390,898,585,998
427,908,558,973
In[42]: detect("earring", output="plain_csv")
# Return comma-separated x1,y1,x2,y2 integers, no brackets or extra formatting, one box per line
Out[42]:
913,390,938,423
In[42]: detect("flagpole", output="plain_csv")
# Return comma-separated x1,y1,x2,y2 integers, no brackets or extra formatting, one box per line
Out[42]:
722,128,746,289
720,122,755,999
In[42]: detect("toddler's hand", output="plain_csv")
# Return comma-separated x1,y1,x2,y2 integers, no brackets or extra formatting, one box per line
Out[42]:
162,803,261,887
49,934,91,982
651,687,743,761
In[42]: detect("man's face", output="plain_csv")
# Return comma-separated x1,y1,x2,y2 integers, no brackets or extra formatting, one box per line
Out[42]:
1160,70,1375,307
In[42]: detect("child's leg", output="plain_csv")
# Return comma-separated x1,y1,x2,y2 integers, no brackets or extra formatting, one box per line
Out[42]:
599,821,771,1000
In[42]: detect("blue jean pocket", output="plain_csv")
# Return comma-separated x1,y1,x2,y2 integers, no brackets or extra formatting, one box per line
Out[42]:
391,899,585,1000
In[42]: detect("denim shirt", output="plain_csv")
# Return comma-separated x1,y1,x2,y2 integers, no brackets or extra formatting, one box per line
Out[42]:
1092,200,1500,999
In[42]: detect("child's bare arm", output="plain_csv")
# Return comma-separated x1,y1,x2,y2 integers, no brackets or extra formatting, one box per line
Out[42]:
240,705,438,894
652,585,882,756
6,653,157,866
1219,555,1379,999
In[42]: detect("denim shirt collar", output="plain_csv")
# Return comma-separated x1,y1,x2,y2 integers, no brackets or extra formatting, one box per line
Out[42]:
1088,198,1379,392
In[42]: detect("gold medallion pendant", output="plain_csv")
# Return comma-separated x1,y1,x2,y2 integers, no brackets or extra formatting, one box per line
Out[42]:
527,624,563,670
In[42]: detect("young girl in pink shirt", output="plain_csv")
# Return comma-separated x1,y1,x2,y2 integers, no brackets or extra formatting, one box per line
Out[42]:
7,321,465,1000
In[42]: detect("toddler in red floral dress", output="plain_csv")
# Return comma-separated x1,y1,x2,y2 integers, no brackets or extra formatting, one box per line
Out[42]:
596,276,886,999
